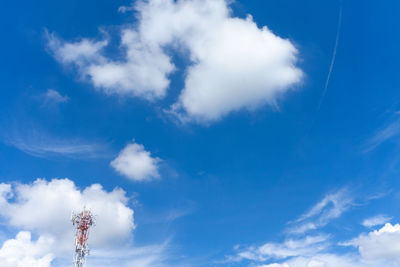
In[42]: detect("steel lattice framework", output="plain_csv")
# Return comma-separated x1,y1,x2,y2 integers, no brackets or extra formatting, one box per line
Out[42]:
72,208,94,267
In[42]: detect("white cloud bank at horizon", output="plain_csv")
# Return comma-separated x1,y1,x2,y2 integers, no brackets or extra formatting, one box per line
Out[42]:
0,179,138,266
0,232,54,267
231,189,400,267
347,223,400,265
48,0,302,123
236,224,400,267
111,141,161,182
235,234,330,262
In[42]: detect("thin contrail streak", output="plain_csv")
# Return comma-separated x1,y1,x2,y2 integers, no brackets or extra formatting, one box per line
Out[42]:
316,5,343,112
301,4,343,140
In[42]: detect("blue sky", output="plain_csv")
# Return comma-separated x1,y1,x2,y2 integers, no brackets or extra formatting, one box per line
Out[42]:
1,0,400,266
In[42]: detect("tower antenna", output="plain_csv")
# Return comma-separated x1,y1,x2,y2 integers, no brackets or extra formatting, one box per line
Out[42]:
71,207,95,267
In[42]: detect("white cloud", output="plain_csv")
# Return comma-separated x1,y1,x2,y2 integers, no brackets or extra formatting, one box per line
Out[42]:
228,194,400,267
0,179,178,266
0,232,170,267
270,223,400,267
169,15,301,122
348,223,400,265
0,232,54,267
230,189,400,267
42,89,69,106
238,232,400,267
307,259,327,267
233,189,355,264
362,215,392,228
0,179,135,256
252,253,384,267
269,253,373,267
48,36,107,67
0,184,12,207
48,29,173,100
287,189,353,234
111,141,161,182
258,264,290,267
49,0,302,123
236,235,330,262
87,243,169,267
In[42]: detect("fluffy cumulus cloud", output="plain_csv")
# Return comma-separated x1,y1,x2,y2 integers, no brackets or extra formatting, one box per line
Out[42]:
0,178,135,264
49,0,302,123
111,141,161,182
348,223,400,265
0,232,54,267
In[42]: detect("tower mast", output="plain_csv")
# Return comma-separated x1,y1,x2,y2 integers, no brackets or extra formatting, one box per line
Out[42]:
71,207,94,267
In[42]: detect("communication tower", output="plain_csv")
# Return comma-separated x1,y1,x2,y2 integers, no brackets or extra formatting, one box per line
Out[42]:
71,207,94,267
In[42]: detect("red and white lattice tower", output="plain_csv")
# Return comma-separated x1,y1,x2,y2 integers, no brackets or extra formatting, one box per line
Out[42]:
71,207,94,267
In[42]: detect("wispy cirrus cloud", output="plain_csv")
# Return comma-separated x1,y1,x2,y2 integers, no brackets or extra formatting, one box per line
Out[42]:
228,188,398,267
363,116,400,153
41,89,69,107
8,137,107,158
362,215,392,228
231,234,330,262
286,188,353,235
3,126,109,159
228,189,351,265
